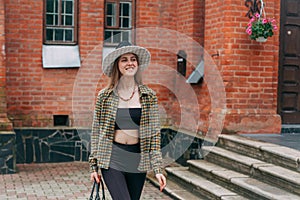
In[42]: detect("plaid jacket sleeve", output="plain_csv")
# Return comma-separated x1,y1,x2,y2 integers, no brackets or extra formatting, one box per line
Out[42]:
89,90,103,172
149,95,163,174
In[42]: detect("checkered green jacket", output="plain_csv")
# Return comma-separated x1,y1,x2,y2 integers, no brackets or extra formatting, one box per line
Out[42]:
89,85,162,174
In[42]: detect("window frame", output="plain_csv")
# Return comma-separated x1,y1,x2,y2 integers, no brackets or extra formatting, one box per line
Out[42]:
43,0,78,45
104,0,135,46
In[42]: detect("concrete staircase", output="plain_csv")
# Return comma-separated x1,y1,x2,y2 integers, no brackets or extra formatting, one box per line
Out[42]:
147,134,300,200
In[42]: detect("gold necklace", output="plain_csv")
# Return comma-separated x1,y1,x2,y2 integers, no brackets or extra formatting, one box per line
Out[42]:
117,85,136,102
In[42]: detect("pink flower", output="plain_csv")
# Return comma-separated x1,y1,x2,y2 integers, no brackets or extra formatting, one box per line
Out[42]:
273,25,278,30
247,22,252,27
250,17,255,22
270,18,276,23
262,19,268,24
255,13,260,18
246,27,252,35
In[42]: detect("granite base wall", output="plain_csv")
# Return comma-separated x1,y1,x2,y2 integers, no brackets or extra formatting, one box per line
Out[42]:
14,128,204,167
161,128,204,166
0,132,16,174
15,128,90,164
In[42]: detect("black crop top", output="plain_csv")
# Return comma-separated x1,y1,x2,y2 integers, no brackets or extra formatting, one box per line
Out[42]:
115,108,142,130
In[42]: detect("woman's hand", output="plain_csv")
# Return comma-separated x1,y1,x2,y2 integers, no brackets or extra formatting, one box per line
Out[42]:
90,171,101,183
155,173,167,192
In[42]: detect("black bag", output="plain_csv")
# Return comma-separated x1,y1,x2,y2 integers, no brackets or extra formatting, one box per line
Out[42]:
89,178,105,200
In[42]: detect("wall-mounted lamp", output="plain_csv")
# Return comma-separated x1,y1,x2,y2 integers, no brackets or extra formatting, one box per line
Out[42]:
177,50,187,77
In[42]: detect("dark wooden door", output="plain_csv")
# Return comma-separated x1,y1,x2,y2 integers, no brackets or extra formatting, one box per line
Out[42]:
278,0,300,124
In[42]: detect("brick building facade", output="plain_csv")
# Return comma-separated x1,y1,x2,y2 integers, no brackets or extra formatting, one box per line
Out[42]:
0,0,282,172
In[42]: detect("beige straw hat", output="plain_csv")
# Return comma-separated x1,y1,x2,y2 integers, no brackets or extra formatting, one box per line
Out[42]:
102,41,151,77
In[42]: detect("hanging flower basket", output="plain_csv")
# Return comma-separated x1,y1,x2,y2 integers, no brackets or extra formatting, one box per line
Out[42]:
245,0,277,42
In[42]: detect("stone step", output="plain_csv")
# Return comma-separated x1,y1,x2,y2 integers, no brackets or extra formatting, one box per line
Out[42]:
202,146,300,195
187,159,300,200
165,167,248,200
146,171,203,200
218,134,300,172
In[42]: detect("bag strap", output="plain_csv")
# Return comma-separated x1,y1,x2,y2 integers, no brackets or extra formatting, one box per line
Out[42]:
89,180,96,200
100,179,105,200
89,178,106,200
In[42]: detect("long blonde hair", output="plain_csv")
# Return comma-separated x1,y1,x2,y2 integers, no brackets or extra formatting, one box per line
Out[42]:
107,53,143,89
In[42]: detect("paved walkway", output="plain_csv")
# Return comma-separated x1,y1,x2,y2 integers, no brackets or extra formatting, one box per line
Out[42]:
0,162,173,200
244,133,300,151
4,134,298,200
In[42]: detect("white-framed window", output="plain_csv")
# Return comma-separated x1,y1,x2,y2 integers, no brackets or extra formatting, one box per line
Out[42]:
44,0,78,45
104,0,134,45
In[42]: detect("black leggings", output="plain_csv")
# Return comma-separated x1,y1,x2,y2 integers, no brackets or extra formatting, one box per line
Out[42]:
101,142,147,200
101,168,146,200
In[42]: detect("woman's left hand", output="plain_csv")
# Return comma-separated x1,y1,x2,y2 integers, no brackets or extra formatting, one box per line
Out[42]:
155,173,167,192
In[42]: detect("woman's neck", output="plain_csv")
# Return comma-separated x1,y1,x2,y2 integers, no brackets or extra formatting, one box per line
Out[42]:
117,76,136,90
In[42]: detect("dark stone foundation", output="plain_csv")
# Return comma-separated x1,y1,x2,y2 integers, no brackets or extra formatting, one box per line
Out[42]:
0,131,16,174
15,128,90,164
161,128,204,166
13,127,204,167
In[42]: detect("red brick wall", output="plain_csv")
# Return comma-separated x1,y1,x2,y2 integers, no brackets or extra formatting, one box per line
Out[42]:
5,0,104,127
0,0,12,130
72,0,105,127
204,0,281,136
4,0,281,134
175,0,209,133
135,0,208,133
0,0,6,114
135,0,178,126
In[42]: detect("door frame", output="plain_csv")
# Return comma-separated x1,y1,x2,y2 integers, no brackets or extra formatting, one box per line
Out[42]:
277,0,300,124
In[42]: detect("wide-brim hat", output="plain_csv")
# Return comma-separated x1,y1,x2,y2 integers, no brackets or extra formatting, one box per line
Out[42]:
102,41,151,77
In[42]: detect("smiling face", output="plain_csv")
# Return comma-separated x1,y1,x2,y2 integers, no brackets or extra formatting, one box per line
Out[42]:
118,53,139,77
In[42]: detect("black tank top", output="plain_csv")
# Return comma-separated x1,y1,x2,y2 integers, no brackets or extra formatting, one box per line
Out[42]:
115,108,142,130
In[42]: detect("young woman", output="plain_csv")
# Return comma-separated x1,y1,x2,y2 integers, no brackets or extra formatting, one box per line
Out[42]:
89,41,166,200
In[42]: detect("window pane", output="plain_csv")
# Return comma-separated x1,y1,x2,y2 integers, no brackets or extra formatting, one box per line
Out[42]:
113,31,121,43
65,1,73,14
122,18,129,28
61,1,73,14
46,29,54,41
46,0,54,12
54,0,58,13
54,14,58,25
122,31,129,41
121,3,130,17
107,17,113,26
46,14,54,25
62,0,65,14
65,16,73,25
55,29,64,41
106,3,115,15
106,2,116,26
65,29,73,41
105,31,112,41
